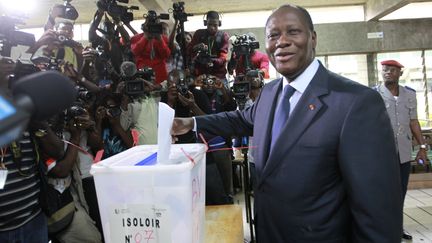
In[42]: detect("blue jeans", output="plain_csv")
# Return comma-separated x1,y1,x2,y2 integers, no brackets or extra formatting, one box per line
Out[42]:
0,212,48,243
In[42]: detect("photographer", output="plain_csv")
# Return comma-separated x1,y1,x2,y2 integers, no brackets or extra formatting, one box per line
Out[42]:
114,60,163,145
197,74,237,205
228,32,270,79
0,57,15,91
167,2,193,71
42,110,102,243
0,57,65,243
89,7,133,76
130,10,171,85
187,10,229,83
166,19,193,72
161,69,210,143
43,1,79,32
28,19,83,74
232,71,265,190
80,47,113,92
94,91,133,159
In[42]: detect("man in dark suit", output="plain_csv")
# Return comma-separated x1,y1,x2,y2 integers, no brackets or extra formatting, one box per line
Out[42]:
172,4,402,242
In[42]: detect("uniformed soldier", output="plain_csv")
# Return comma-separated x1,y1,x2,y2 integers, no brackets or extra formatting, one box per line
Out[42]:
376,59,428,241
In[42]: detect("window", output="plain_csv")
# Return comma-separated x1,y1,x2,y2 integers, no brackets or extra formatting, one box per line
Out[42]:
377,51,432,124
323,54,369,86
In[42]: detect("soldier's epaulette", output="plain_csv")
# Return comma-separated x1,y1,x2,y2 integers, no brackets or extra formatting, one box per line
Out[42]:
405,86,416,92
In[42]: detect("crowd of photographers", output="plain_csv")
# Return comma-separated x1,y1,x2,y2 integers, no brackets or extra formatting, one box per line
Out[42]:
0,1,269,242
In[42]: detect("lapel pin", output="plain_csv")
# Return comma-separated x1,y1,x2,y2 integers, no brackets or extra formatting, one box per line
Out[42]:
309,104,315,110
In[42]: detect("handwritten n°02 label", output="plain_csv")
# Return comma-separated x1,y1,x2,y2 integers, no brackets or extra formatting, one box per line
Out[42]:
109,204,171,243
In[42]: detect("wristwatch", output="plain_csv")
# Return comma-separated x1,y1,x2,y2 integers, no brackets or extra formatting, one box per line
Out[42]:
420,144,428,150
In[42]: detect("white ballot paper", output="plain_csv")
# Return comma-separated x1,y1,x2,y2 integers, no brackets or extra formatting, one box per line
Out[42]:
157,102,175,164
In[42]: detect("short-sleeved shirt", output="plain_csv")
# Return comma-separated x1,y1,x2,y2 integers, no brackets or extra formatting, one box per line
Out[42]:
123,96,159,145
377,84,417,163
0,132,41,231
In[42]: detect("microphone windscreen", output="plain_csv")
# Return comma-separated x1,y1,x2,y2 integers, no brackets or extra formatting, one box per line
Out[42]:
12,71,77,120
229,35,237,43
120,61,137,78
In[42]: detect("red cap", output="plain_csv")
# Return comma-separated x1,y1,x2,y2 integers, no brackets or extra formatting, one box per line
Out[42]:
381,60,404,68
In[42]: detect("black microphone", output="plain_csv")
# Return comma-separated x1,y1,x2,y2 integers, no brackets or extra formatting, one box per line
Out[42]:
120,61,137,79
12,71,77,121
0,71,77,147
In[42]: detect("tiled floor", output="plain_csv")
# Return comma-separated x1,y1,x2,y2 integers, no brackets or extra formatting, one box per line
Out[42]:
404,189,432,242
234,184,432,242
233,190,252,242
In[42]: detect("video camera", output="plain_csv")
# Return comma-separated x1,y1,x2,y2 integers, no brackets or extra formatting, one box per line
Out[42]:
177,80,189,96
7,59,40,87
136,67,154,81
58,0,79,21
176,74,194,97
97,0,139,24
194,44,215,68
231,34,259,56
232,69,263,109
75,86,94,102
203,76,216,86
200,75,218,94
107,106,121,117
232,75,250,106
65,102,87,121
62,85,93,121
124,67,155,96
56,32,75,46
172,2,193,22
142,10,169,35
0,15,36,57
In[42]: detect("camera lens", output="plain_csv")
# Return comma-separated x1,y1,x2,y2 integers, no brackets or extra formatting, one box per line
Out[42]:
58,35,67,42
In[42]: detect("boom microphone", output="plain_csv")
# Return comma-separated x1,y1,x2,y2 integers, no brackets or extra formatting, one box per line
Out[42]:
120,61,137,78
0,71,77,147
12,71,77,121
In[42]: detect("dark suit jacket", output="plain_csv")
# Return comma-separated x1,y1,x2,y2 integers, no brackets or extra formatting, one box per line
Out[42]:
196,63,402,242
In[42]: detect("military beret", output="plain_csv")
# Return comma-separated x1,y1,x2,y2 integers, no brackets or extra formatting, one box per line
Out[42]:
381,60,404,68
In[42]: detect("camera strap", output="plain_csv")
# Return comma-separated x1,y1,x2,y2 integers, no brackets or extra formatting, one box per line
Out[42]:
150,41,155,60
10,142,22,163
56,48,66,62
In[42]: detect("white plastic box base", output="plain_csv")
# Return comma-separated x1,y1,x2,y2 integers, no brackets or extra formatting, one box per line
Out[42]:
90,144,206,243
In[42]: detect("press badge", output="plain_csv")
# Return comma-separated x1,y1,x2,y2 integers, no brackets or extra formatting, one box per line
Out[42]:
0,169,7,189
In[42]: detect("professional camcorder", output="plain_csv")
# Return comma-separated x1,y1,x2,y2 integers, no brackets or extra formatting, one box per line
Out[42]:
124,67,155,96
97,0,139,23
142,10,169,35
58,0,79,21
232,75,250,105
0,16,36,57
231,34,259,56
172,2,193,22
232,69,263,109
8,59,40,87
30,53,64,73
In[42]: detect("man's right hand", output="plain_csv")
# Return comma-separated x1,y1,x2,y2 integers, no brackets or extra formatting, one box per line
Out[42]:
171,118,194,136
